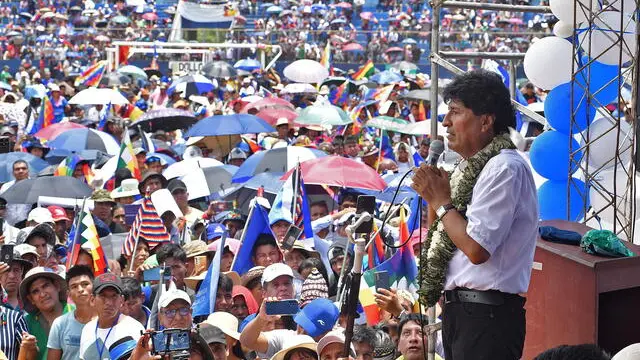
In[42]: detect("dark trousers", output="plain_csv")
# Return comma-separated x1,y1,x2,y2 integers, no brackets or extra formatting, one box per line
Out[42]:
442,293,526,360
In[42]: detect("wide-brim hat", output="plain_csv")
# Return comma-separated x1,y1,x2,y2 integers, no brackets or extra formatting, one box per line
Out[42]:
206,312,241,340
138,171,168,193
270,335,317,360
20,267,67,313
17,223,57,246
111,178,140,199
241,266,265,287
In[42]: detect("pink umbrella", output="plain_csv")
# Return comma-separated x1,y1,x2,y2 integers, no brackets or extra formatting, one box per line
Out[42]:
256,107,298,125
95,34,110,42
281,156,386,191
142,12,157,21
209,238,241,255
342,42,364,52
508,17,523,25
386,47,404,53
34,122,86,141
333,2,352,8
360,12,373,20
240,97,294,114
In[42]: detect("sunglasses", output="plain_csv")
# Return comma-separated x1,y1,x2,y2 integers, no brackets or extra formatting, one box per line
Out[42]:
162,307,190,318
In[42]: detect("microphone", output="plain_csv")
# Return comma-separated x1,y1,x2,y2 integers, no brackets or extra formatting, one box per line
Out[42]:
426,139,444,166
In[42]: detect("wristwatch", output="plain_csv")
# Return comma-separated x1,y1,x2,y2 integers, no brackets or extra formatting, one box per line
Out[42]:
436,203,456,219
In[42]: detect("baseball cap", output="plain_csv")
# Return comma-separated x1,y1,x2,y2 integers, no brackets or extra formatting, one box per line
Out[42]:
261,263,294,286
317,330,356,357
294,298,339,338
27,207,54,224
205,223,226,241
47,206,70,222
93,273,124,295
159,288,191,308
167,179,188,194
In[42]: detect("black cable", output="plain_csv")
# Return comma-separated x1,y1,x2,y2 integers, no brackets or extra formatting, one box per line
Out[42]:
378,167,423,249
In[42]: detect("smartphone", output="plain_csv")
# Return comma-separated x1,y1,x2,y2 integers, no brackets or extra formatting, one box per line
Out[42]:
194,255,208,274
354,195,376,234
374,270,390,292
151,328,191,354
0,218,4,236
265,299,300,316
0,244,13,264
143,267,160,282
281,225,302,251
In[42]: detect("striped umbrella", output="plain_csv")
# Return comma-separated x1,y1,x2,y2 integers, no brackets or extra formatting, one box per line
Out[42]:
168,74,216,97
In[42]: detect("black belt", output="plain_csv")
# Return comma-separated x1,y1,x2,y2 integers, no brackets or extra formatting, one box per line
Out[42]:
444,288,523,306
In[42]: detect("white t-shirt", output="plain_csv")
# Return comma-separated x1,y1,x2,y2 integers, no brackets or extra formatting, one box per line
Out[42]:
79,314,145,360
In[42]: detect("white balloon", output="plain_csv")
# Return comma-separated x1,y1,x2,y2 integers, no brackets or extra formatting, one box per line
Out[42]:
553,20,576,38
578,11,637,65
584,115,633,169
589,168,635,224
523,36,575,90
550,0,598,23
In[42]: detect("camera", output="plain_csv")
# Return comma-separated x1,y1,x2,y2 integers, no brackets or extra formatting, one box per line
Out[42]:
150,328,191,359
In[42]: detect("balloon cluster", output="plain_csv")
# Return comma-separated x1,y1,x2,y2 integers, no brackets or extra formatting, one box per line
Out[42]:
524,1,636,221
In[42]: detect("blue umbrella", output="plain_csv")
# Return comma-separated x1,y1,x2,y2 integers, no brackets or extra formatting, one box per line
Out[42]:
402,38,417,44
0,153,49,183
186,114,275,138
331,18,346,25
260,3,275,7
234,58,261,71
44,149,104,165
266,5,283,13
231,146,326,183
24,85,47,100
370,70,404,84
311,3,327,12
48,128,120,156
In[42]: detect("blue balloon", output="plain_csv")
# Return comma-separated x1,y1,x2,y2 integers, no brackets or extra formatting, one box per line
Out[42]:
538,179,590,221
575,58,621,106
529,130,582,181
544,82,597,135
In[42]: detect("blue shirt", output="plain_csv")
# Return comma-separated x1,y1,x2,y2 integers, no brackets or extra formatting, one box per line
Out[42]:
47,311,86,360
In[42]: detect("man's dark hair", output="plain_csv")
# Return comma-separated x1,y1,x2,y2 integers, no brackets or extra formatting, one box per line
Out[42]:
352,325,378,348
332,138,344,147
12,160,27,170
298,258,329,285
398,313,428,334
66,265,94,284
156,243,187,264
114,168,133,188
251,233,277,258
344,135,358,145
121,277,143,300
533,344,610,360
339,193,358,206
420,138,431,147
245,276,261,291
218,273,233,293
310,200,328,212
443,70,516,135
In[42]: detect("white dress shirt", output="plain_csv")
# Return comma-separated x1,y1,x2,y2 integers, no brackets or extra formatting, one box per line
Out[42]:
444,149,538,294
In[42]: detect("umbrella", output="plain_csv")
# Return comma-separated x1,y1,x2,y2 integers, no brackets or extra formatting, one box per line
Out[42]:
0,176,94,204
282,156,386,191
279,10,292,17
342,43,364,52
47,128,120,156
266,5,283,13
186,114,275,137
100,72,131,87
321,77,359,93
142,12,157,21
222,172,283,214
370,70,404,84
24,85,47,100
95,34,111,42
400,89,436,102
111,15,131,24
311,3,327,11
232,147,327,183
0,103,26,124
201,61,236,78
240,98,294,114
163,157,224,180
295,105,352,126
282,83,317,94
234,58,262,72
118,65,148,80
0,153,49,183
186,136,241,159
255,107,298,125
133,109,197,132
360,12,374,20
69,88,129,105
168,75,216,97
283,59,329,84
401,119,447,136
44,149,105,165
33,122,86,141
366,116,409,132
331,18,347,25
334,2,352,8
402,38,417,44
391,61,418,72
180,165,238,200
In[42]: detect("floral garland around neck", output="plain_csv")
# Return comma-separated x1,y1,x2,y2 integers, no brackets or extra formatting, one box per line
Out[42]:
418,134,516,307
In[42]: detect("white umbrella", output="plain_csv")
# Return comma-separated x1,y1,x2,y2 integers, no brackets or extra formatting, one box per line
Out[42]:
282,83,318,94
283,59,329,84
163,157,224,180
401,120,447,136
242,95,263,103
69,88,129,105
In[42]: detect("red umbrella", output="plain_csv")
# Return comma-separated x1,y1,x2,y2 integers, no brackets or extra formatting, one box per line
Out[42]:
142,12,158,21
256,107,298,125
281,156,386,191
342,43,364,52
240,97,294,114
33,122,86,141
386,47,404,53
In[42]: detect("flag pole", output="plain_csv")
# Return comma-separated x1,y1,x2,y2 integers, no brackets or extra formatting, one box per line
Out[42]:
291,162,300,223
67,197,87,269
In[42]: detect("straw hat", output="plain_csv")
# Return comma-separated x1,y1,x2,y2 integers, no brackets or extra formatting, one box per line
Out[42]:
270,335,317,360
20,267,67,313
206,312,241,340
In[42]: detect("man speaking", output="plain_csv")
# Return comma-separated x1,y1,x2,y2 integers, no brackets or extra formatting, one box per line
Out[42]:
412,70,538,360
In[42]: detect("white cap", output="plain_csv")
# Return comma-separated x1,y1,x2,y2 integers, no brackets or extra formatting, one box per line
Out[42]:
159,288,192,308
242,77,251,84
48,83,60,92
228,148,247,160
27,207,54,224
275,117,289,127
261,263,294,286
